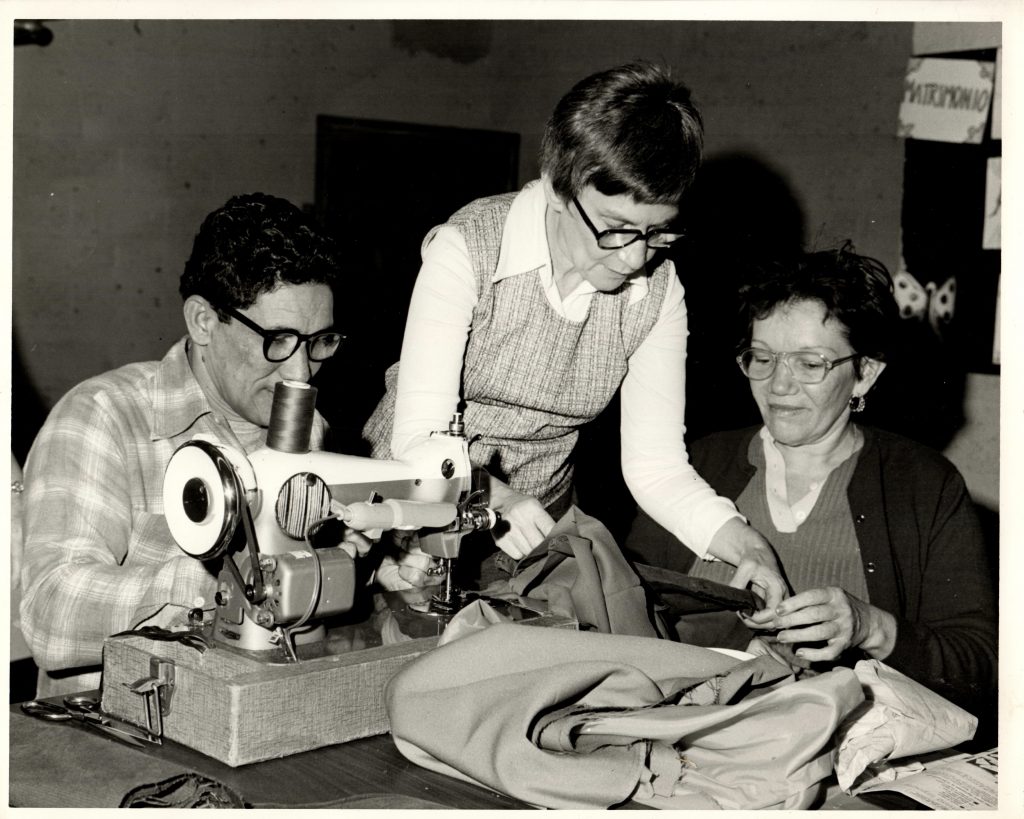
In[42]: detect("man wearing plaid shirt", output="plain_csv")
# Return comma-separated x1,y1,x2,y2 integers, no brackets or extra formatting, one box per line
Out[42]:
19,193,353,697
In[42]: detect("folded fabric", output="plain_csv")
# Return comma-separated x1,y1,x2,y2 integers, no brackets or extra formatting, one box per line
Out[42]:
386,623,864,809
437,597,514,646
835,659,979,792
499,506,663,637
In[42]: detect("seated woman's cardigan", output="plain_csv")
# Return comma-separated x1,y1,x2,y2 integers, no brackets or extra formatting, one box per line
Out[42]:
688,424,997,728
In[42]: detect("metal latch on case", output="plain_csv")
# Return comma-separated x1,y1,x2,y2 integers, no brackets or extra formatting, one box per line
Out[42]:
125,657,176,743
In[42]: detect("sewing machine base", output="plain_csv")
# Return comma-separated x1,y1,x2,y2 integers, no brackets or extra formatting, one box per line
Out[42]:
100,596,576,767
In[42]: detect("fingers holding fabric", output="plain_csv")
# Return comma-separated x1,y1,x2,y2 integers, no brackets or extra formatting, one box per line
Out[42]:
746,586,896,663
707,518,788,613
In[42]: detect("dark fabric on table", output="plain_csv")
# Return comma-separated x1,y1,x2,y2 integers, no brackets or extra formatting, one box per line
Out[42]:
119,772,248,808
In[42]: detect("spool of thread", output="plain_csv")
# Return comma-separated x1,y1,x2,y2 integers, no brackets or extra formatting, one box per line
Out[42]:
267,381,318,453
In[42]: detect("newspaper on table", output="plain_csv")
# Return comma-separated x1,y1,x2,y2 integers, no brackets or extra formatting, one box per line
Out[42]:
859,748,998,810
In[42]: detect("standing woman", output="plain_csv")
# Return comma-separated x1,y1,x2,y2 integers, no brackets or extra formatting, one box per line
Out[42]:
364,62,785,605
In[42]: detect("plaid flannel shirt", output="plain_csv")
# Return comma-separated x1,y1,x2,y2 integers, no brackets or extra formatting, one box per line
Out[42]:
20,337,326,696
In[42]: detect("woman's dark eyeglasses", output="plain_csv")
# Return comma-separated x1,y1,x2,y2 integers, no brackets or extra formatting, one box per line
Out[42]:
736,347,862,384
572,196,684,250
218,304,344,363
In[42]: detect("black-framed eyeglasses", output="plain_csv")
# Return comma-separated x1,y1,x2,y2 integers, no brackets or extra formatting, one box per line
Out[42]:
217,304,344,363
572,196,684,250
736,347,862,385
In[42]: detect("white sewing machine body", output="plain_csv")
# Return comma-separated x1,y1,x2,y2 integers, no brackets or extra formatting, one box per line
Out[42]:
161,381,489,655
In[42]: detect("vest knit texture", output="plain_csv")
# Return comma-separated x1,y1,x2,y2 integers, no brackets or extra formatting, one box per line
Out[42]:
689,434,870,601
364,190,671,507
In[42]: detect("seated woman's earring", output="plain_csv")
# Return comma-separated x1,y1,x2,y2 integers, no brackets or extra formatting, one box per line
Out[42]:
849,394,866,413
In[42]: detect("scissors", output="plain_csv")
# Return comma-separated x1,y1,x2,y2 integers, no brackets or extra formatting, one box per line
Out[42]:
21,694,157,748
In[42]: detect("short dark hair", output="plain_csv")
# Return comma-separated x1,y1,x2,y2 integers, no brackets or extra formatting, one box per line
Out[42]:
540,62,704,205
179,192,341,312
739,243,899,376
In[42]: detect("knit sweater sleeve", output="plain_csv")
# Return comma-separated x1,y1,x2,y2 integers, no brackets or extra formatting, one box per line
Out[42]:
864,436,997,717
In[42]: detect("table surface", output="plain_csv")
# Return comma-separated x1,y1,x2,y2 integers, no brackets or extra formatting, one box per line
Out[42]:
13,695,951,810
10,695,917,810
8,696,531,809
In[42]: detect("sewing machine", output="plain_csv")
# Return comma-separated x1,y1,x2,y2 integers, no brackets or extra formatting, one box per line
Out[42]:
100,380,572,765
161,380,497,657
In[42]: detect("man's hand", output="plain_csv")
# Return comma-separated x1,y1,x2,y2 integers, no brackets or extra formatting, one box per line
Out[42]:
335,527,374,559
748,586,897,662
706,517,788,611
486,477,555,559
374,536,446,592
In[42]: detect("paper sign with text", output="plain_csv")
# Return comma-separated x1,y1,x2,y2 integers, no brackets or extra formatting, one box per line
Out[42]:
898,58,995,144
992,48,1001,141
983,157,1001,251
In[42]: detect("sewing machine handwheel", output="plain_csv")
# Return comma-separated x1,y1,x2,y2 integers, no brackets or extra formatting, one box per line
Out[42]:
163,440,244,560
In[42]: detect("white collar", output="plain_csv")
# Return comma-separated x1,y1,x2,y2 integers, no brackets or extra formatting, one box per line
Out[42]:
493,180,650,304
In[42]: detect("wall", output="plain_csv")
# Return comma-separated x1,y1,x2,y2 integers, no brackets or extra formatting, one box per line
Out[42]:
10,19,999,507
944,373,1000,510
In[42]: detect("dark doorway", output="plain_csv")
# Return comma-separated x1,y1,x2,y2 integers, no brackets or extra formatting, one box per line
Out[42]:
312,115,520,451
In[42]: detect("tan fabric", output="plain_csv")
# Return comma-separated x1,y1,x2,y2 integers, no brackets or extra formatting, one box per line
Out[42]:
499,505,662,637
386,623,864,809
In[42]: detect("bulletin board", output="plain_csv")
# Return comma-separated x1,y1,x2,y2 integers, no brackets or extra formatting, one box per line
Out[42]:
897,48,1001,375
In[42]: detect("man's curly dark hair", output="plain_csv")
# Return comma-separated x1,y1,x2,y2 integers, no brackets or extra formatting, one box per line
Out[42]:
179,192,341,314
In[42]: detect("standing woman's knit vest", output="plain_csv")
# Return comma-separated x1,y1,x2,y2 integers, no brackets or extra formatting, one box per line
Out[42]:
363,189,672,508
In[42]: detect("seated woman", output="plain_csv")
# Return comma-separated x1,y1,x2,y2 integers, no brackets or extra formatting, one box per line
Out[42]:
684,244,996,729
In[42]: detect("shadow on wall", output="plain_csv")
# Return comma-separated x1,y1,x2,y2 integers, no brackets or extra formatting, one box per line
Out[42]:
11,334,50,466
11,334,45,701
576,152,807,552
674,151,807,442
864,324,968,453
673,150,971,454
576,151,974,567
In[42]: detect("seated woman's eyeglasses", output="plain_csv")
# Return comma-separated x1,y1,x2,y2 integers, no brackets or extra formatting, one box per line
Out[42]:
218,304,344,363
572,196,684,250
736,347,862,384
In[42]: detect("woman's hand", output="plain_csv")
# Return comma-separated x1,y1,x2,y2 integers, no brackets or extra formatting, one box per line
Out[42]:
706,517,788,611
750,586,897,662
486,475,555,559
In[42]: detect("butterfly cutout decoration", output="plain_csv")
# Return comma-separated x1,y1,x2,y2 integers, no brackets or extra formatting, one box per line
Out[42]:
893,269,956,335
